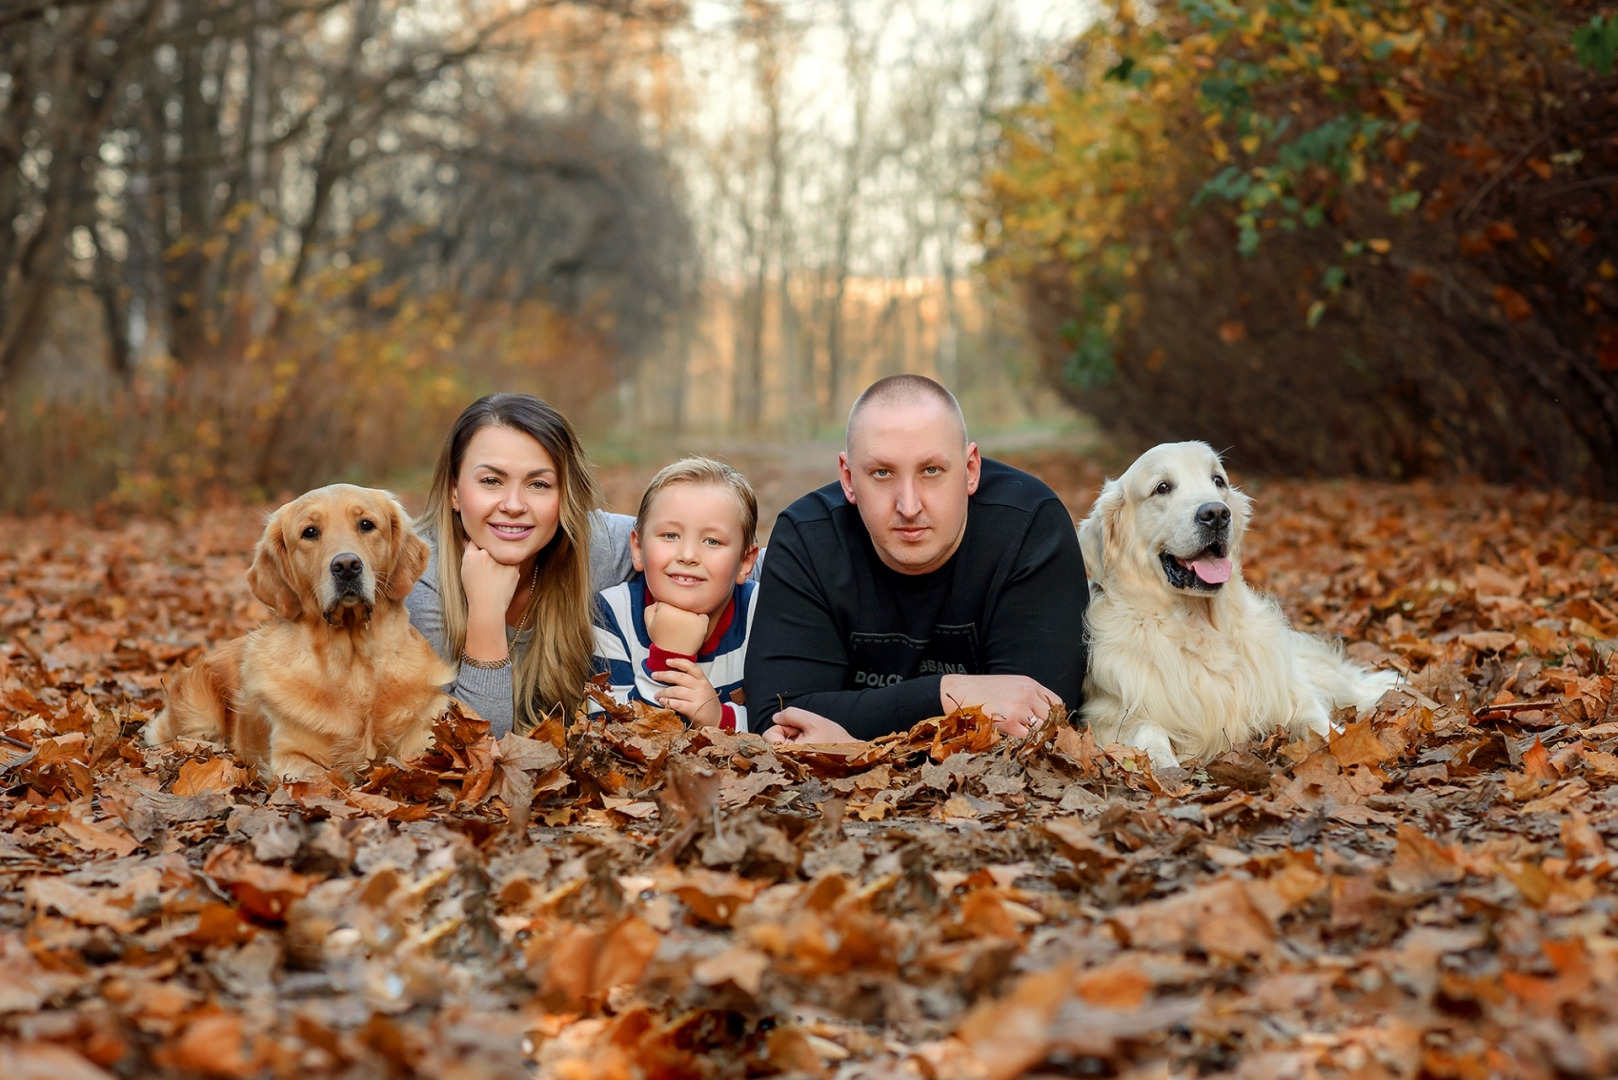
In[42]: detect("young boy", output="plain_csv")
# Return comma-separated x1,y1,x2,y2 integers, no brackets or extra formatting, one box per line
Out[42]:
592,457,760,731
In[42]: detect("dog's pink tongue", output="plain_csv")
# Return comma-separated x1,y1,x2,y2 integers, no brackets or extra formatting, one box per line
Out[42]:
1190,556,1232,584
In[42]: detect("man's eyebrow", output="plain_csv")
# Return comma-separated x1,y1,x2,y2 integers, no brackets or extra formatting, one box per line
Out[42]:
863,454,951,470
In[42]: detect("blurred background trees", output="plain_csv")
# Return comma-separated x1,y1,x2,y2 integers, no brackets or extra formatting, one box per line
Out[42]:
0,0,1071,509
2,0,1614,509
611,0,1070,440
0,0,696,506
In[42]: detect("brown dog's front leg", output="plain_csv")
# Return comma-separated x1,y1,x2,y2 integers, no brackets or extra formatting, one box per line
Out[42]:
154,641,246,745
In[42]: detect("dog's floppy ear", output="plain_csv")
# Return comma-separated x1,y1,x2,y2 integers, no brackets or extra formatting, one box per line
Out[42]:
246,509,303,619
382,493,430,601
1078,479,1124,585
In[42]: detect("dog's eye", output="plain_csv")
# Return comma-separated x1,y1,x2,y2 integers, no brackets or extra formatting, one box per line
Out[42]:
301,526,320,540
1213,475,1227,489
358,519,377,532
1153,481,1173,496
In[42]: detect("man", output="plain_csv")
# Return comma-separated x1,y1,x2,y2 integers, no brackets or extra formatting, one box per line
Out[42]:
746,374,1088,744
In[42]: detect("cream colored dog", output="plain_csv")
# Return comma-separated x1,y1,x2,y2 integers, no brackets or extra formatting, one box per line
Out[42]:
1077,442,1395,768
145,485,455,781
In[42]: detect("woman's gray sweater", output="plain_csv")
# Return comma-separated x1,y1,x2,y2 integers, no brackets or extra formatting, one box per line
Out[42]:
405,511,634,736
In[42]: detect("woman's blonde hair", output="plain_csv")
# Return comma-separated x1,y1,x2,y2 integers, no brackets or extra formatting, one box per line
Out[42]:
421,393,601,731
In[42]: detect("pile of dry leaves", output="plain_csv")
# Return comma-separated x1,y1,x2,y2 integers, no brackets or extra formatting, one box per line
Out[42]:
3,469,1618,1079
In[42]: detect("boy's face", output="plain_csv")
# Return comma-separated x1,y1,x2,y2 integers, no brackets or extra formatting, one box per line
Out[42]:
631,482,758,621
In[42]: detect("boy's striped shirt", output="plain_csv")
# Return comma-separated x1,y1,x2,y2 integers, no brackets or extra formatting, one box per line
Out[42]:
591,576,756,731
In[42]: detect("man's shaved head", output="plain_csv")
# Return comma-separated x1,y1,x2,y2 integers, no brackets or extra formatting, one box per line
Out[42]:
845,374,967,453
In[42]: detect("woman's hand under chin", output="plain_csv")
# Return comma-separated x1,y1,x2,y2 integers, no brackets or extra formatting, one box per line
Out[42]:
462,543,522,615
461,543,523,660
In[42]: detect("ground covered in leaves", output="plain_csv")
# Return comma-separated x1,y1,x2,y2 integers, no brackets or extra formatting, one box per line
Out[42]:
4,464,1618,1079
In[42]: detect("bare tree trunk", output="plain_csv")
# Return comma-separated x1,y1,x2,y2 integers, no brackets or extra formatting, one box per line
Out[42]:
740,249,767,433
0,62,33,327
777,211,803,434
939,245,960,389
221,2,275,369
669,298,694,435
820,0,886,424
0,153,74,389
166,9,226,368
88,216,134,379
734,0,785,436
823,236,852,422
264,0,376,347
0,3,145,389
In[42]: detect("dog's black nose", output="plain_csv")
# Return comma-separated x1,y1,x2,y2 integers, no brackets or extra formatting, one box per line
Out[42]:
1196,502,1231,529
331,553,364,581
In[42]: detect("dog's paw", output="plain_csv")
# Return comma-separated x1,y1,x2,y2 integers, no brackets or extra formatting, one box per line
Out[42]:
1300,703,1333,738
1356,667,1403,712
391,725,434,764
1124,724,1181,771
271,755,327,784
141,712,172,747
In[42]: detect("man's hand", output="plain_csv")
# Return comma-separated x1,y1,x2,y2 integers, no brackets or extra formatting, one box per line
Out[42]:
645,602,711,655
653,657,724,727
762,707,857,745
939,673,1059,738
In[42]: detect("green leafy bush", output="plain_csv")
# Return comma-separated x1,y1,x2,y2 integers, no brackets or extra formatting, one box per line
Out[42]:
984,1,1618,494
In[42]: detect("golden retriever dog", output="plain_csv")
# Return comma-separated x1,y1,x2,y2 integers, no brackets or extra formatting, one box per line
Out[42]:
1077,442,1396,769
145,484,455,781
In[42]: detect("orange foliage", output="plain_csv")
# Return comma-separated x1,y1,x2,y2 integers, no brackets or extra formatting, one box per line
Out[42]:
0,260,618,512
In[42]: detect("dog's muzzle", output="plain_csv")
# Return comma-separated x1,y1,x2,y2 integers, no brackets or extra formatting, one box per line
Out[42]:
1161,502,1233,591
326,552,374,621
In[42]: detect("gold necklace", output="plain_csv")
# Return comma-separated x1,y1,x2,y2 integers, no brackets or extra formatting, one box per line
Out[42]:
512,559,541,634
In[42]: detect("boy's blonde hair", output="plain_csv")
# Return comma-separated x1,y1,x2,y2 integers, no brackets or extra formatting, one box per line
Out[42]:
635,457,759,549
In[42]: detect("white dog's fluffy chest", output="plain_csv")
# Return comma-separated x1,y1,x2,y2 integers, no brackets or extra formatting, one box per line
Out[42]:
1081,583,1329,762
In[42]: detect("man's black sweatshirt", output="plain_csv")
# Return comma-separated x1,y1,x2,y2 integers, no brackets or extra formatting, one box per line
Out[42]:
745,458,1089,739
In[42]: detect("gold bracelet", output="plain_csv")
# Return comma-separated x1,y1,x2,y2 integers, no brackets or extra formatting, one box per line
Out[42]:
461,652,512,670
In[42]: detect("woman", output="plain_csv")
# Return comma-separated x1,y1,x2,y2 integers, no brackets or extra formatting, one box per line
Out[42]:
407,393,633,736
